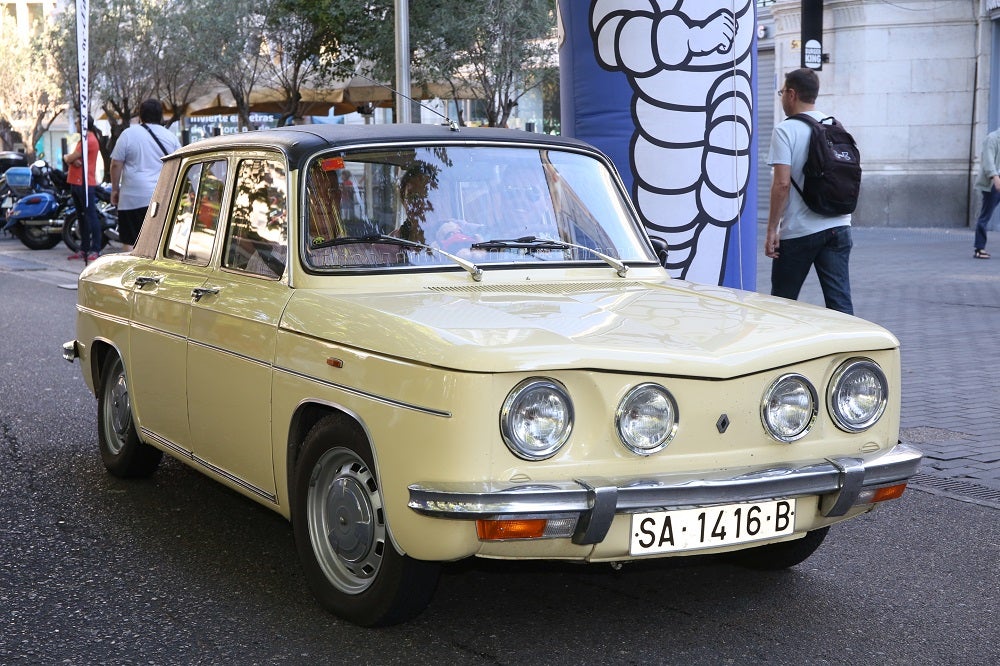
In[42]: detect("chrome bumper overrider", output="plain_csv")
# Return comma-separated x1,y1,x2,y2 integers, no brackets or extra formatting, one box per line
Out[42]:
62,340,79,363
408,443,922,546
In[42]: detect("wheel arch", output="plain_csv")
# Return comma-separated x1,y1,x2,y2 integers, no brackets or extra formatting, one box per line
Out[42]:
285,401,375,511
88,338,122,393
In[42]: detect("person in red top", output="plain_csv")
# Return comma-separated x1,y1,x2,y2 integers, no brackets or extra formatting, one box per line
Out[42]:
63,116,103,261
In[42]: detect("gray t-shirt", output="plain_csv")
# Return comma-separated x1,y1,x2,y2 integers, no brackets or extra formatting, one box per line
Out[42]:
110,123,181,211
767,110,851,240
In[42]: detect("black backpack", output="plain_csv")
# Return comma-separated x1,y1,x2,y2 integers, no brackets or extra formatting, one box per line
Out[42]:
790,113,862,216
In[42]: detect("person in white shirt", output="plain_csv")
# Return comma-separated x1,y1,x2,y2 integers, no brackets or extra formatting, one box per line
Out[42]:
109,99,181,251
765,69,854,315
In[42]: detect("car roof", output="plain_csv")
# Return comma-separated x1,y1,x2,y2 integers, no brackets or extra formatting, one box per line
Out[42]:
169,123,599,169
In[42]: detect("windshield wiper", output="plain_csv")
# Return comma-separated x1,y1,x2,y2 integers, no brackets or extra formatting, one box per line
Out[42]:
311,234,483,282
472,236,628,278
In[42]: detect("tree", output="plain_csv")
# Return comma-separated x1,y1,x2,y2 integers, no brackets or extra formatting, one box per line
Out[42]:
196,0,274,130
90,0,161,145
0,13,65,157
259,0,364,126
153,0,214,127
363,0,557,128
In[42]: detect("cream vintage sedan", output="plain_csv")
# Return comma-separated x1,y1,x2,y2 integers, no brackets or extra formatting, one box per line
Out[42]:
64,124,921,626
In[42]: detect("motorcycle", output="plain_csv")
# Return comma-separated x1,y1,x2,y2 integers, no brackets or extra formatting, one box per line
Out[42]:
62,184,119,253
2,161,69,250
0,150,29,226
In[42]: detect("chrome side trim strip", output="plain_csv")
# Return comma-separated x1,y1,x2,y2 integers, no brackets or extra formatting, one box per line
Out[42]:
141,428,278,504
77,305,132,329
275,366,452,417
187,338,270,369
408,443,923,544
129,320,186,342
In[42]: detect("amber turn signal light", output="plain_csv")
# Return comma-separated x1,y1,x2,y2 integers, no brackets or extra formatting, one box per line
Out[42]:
476,519,548,541
871,483,907,503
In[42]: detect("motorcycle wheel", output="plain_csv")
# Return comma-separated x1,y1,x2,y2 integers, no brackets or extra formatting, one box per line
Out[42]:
14,224,61,250
62,212,110,253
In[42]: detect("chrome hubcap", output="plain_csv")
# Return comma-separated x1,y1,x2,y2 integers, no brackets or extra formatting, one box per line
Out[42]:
307,448,385,594
103,361,131,455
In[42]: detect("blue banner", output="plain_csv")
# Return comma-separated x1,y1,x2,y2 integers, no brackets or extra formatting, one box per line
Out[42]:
559,0,758,289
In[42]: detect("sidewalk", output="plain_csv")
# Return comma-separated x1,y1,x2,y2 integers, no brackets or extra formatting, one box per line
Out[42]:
754,224,1000,502
4,225,1000,502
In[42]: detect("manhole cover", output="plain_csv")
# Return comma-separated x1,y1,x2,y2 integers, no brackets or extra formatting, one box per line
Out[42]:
909,473,1000,509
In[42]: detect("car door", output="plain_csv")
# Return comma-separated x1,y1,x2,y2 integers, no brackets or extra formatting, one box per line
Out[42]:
185,156,291,501
128,158,227,451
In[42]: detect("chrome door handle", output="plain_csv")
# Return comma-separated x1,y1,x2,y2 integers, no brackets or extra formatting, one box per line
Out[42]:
134,275,163,288
191,286,220,302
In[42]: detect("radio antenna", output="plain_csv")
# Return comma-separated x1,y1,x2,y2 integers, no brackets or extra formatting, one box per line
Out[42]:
354,73,460,131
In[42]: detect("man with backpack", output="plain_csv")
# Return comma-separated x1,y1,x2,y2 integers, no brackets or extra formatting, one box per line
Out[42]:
765,68,858,315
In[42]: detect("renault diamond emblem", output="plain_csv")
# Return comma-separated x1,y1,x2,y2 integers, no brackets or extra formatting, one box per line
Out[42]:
716,414,730,434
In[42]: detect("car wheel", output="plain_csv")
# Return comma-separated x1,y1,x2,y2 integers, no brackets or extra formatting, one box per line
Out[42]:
728,526,830,570
292,416,440,627
97,353,162,478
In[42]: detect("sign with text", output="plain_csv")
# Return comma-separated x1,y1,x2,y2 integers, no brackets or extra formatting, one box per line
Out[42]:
801,0,823,70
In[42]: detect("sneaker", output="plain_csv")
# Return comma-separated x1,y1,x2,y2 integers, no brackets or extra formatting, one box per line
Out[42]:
67,251,84,260
87,252,99,261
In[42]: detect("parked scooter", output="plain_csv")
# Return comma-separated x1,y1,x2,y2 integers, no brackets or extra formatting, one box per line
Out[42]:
62,184,119,253
1,161,70,250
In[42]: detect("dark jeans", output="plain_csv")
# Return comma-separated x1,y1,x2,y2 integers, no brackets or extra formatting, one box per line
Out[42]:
974,186,1000,251
117,206,148,247
771,225,854,315
70,184,101,254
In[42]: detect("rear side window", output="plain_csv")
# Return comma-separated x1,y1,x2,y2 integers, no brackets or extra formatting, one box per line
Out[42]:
223,158,288,279
165,159,228,264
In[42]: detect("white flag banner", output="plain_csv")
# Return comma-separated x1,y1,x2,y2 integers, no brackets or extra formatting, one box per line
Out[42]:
76,0,89,199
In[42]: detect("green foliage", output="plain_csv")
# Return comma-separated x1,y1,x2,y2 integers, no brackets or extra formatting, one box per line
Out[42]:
43,0,558,137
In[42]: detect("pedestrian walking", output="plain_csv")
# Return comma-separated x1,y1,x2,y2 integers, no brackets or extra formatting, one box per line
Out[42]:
973,127,1000,259
63,116,102,261
764,68,854,315
109,99,180,251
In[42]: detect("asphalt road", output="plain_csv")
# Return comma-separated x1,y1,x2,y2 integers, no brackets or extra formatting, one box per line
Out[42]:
1,253,998,665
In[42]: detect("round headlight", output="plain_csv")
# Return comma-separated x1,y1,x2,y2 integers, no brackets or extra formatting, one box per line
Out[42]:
828,359,888,432
500,378,573,460
761,374,817,442
616,383,678,455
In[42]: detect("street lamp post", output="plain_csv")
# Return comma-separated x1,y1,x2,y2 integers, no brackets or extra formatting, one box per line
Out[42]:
395,0,412,123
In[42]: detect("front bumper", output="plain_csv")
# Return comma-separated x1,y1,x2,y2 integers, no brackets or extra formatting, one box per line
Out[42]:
408,443,922,546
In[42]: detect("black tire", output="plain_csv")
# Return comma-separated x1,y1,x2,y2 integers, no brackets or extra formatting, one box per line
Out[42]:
62,212,110,253
97,353,162,478
727,526,830,570
292,416,440,626
13,224,61,250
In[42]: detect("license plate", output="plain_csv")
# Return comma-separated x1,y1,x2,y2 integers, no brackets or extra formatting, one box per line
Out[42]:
629,499,796,555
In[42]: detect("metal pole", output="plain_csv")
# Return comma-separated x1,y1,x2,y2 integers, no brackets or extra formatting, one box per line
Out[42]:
394,0,412,123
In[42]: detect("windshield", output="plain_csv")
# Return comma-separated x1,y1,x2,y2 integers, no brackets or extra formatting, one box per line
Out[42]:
303,145,655,271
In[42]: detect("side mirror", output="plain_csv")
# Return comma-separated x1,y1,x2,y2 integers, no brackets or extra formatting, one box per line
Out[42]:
649,236,669,268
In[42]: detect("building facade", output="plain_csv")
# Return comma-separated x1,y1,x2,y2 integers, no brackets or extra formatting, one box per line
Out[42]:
1,0,55,39
759,0,991,229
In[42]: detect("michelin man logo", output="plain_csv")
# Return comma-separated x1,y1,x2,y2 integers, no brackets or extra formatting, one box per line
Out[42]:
591,0,753,284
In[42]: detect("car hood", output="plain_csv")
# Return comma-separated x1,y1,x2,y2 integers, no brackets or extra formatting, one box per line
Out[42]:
280,278,897,378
